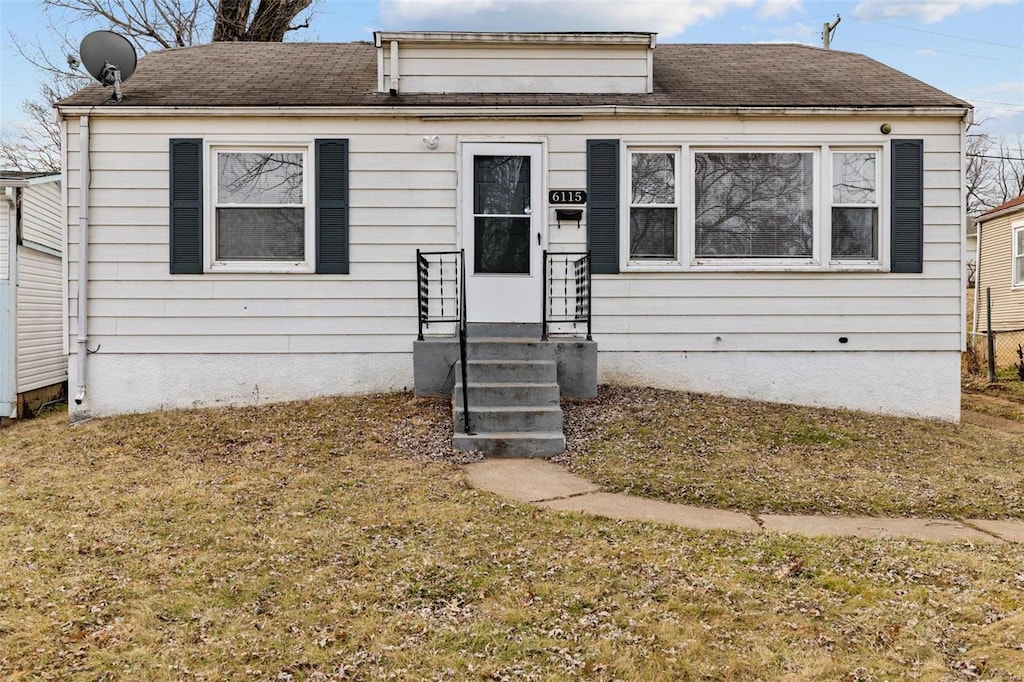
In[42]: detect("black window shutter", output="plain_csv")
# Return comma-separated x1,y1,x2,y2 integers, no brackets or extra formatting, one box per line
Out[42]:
169,138,203,274
316,139,349,274
891,139,924,273
587,139,620,274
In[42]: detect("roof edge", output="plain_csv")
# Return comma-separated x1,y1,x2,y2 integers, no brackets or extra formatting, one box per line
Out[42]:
56,104,973,119
373,31,656,48
977,195,1024,224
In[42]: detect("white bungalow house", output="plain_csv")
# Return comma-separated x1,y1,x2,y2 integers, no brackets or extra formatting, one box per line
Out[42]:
56,32,969,452
1,172,67,419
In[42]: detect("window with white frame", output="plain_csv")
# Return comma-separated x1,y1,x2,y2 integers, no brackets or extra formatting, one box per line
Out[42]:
622,144,885,269
694,151,814,259
1013,225,1024,287
210,146,313,270
629,150,678,260
831,150,880,260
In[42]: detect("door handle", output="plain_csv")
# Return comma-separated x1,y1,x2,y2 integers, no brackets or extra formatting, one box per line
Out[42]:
536,233,541,245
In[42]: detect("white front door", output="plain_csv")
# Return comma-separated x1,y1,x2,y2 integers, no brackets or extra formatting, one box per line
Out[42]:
461,142,543,323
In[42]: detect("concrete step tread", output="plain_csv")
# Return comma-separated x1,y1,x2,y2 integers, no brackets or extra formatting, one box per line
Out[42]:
454,405,562,414
455,431,565,439
455,382,560,389
468,337,547,343
464,359,555,365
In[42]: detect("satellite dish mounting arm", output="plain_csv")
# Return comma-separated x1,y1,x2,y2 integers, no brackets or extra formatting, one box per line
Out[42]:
101,61,124,101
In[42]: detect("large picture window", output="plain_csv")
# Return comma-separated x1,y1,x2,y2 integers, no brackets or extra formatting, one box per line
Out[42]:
621,143,887,270
694,151,814,259
209,146,313,271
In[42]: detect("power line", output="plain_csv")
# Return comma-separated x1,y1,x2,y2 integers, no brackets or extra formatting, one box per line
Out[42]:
968,154,1024,162
844,35,1024,64
971,99,1024,111
850,15,1023,50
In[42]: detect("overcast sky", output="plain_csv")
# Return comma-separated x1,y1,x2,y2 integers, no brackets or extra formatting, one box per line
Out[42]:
1,0,1022,135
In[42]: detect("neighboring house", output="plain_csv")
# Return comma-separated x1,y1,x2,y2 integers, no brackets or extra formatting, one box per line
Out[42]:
972,195,1024,334
1,172,67,419
56,32,969,426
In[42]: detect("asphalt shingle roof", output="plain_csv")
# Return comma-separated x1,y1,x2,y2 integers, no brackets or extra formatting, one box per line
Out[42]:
57,41,969,109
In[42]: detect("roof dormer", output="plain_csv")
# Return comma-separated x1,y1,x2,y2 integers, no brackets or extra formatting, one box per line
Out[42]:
373,31,656,95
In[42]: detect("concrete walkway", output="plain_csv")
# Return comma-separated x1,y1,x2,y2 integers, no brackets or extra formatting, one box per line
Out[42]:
464,459,1024,544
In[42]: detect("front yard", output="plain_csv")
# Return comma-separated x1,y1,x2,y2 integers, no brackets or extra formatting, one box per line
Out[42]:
1,392,1023,679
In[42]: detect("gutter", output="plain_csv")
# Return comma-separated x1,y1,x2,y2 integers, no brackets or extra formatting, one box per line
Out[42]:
74,115,89,406
55,104,974,120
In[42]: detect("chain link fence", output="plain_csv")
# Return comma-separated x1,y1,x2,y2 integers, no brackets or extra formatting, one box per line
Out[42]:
966,286,1024,380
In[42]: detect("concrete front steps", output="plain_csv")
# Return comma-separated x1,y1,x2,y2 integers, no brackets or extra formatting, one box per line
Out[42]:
452,324,566,458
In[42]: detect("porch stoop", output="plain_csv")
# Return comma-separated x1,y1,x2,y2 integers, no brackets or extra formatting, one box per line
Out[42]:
413,324,597,458
453,324,566,458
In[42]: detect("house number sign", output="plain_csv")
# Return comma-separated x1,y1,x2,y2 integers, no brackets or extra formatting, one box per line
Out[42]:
548,190,586,205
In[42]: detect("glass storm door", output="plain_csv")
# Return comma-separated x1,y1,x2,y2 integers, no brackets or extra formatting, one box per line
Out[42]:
461,143,543,323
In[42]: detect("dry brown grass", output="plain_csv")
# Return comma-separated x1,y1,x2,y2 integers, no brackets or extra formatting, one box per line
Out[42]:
1,394,1023,679
559,385,1024,519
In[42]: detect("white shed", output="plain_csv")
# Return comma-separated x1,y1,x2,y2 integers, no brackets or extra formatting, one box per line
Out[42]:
56,32,969,438
1,172,67,419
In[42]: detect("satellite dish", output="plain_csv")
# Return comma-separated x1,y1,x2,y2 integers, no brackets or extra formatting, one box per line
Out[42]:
78,30,137,101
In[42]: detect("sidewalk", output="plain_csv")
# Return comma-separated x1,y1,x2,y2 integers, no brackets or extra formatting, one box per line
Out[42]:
465,459,1024,544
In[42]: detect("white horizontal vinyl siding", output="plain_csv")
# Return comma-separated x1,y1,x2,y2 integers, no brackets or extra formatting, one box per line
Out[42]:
21,180,62,252
16,246,66,392
63,114,962,414
382,44,649,94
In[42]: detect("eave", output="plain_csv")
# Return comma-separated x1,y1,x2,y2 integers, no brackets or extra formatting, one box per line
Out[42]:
55,104,973,120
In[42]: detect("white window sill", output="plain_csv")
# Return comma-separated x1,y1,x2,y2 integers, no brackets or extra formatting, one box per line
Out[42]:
620,260,886,273
207,262,315,274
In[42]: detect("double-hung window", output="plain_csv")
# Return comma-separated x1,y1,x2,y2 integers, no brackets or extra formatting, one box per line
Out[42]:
831,150,880,261
629,150,678,261
1013,224,1024,288
209,145,314,272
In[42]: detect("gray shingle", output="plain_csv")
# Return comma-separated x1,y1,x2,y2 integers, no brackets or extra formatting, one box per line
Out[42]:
57,41,969,109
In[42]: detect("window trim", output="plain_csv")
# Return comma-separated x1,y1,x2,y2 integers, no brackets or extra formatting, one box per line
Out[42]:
204,141,316,274
828,147,884,268
619,140,889,273
1012,221,1024,289
626,147,682,265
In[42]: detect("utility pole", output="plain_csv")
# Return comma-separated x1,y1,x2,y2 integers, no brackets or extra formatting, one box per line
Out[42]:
822,14,841,49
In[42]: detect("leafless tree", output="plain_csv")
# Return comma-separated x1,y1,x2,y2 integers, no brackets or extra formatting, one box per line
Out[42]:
1,0,313,171
966,122,1024,216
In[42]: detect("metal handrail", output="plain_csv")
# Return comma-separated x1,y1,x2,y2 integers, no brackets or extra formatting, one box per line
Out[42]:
457,249,472,435
416,248,472,434
541,250,592,342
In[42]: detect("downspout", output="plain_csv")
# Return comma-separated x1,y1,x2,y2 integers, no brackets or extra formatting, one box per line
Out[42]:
74,114,89,405
2,186,17,417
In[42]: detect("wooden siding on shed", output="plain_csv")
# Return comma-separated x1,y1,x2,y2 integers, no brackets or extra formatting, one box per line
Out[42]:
975,208,1024,331
17,246,66,392
62,114,963,359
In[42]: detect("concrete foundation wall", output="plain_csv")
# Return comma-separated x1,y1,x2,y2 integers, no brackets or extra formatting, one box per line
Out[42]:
69,353,413,419
599,350,961,421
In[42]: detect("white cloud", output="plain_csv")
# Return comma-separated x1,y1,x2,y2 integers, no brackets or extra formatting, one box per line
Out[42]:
853,0,1018,24
758,0,802,18
916,48,940,56
379,0,766,38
